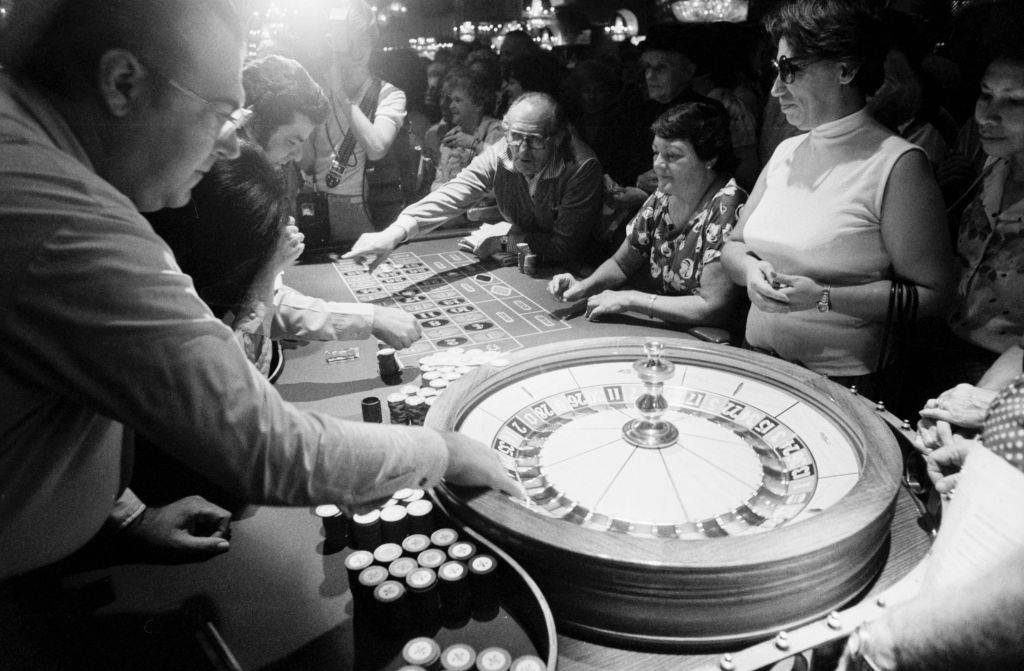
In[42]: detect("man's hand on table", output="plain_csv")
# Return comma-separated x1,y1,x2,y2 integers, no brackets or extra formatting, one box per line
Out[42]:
372,306,423,349
342,228,405,272
463,233,504,260
442,432,525,499
120,495,231,563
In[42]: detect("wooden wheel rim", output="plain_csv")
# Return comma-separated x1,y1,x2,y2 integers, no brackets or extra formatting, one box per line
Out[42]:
428,337,902,649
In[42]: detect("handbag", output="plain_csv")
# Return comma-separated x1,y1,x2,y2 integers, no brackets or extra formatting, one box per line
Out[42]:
873,277,919,412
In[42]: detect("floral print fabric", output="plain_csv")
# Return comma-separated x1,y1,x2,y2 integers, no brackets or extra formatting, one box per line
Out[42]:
620,178,746,295
949,157,1024,354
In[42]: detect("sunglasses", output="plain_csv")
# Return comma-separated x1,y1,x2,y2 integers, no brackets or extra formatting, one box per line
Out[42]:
770,55,815,85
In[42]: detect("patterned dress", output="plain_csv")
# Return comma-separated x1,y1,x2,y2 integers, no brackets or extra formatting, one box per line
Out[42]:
982,372,1024,473
949,156,1024,355
615,179,746,295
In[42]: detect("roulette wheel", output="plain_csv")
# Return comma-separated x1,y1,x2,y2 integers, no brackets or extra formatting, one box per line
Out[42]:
428,338,903,651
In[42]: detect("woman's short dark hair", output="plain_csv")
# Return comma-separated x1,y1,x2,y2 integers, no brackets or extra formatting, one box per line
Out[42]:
242,55,330,149
651,101,738,176
186,141,287,316
764,0,887,97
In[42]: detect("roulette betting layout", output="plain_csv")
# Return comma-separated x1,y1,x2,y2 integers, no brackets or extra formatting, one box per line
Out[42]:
428,338,903,651
332,250,571,356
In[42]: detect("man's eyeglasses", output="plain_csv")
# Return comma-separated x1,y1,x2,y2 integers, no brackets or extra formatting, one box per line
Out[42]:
505,130,549,151
146,63,252,139
770,55,814,85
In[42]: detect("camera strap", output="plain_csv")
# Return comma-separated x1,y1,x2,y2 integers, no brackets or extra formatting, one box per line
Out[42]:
326,78,382,184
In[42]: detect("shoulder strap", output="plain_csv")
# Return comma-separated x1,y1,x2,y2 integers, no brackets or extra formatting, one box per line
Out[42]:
332,78,385,169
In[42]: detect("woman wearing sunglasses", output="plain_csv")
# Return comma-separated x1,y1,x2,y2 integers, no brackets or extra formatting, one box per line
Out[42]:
721,0,953,409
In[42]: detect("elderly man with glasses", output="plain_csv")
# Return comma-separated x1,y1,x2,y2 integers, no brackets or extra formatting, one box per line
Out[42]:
344,91,605,273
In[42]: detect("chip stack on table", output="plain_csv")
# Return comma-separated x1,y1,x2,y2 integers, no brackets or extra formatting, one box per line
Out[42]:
515,243,530,272
333,486,552,669
378,347,403,383
388,393,409,424
315,504,349,550
476,647,513,671
380,504,410,543
509,655,545,671
522,253,537,276
361,396,383,423
440,642,476,671
349,510,383,550
402,637,440,669
380,348,508,426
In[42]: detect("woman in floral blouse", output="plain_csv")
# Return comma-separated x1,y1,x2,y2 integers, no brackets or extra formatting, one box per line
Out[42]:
548,101,747,327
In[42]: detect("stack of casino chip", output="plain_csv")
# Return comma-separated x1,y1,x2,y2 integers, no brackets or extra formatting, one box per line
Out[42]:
509,655,545,671
515,243,530,272
405,395,427,426
315,503,349,551
439,642,476,671
398,637,526,671
437,559,471,627
349,521,506,630
522,253,537,276
386,351,508,425
401,637,441,669
477,647,514,671
349,509,384,550
378,347,403,382
388,392,409,424
380,504,410,543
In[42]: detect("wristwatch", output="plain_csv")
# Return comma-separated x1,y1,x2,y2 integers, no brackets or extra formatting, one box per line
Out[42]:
817,284,832,313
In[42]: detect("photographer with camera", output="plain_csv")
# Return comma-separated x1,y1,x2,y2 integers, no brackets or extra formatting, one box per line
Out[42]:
300,0,413,243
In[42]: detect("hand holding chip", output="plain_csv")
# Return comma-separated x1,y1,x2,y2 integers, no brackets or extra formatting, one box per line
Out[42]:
745,259,791,313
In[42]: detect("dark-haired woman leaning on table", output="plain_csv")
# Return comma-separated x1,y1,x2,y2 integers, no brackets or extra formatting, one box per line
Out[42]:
549,101,746,330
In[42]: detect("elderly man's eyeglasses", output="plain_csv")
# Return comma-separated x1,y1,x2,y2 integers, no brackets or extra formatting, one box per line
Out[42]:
146,63,252,139
770,55,814,85
505,130,549,151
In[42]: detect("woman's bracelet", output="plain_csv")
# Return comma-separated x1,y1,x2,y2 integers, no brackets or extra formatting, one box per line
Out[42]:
647,294,658,319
